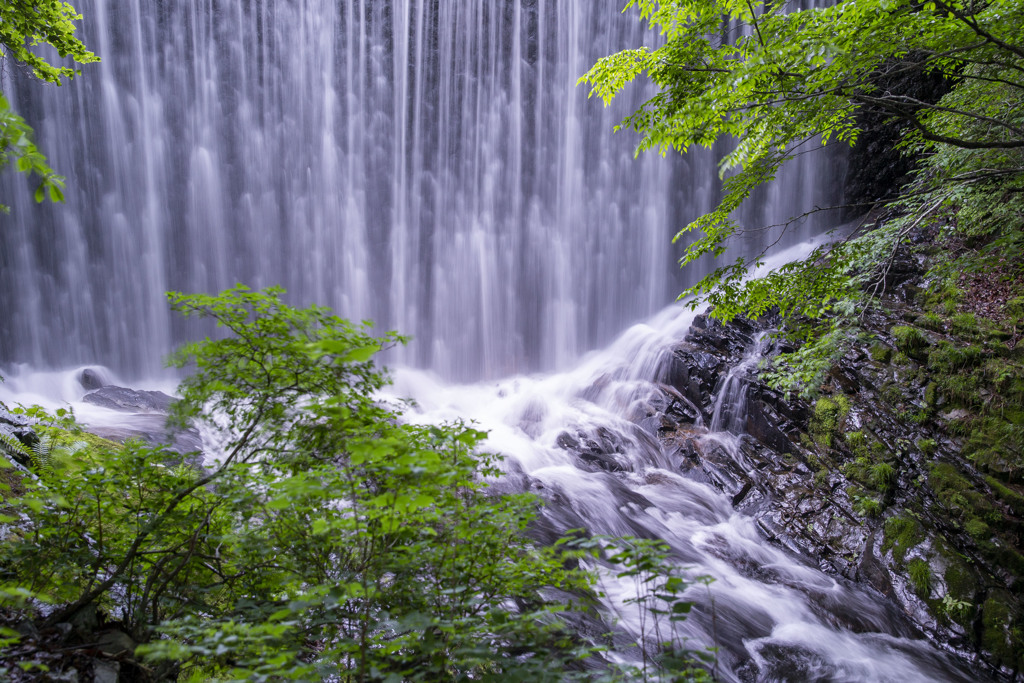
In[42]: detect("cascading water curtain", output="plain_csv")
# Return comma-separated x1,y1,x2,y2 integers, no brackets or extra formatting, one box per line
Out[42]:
0,0,840,381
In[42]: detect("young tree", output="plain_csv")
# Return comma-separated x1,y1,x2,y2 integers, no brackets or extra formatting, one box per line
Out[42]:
580,0,1024,338
0,0,97,210
1,286,603,681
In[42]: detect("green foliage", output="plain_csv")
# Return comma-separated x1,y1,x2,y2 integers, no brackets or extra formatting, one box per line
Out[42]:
890,326,929,358
763,324,854,397
0,1,96,212
849,489,882,518
0,0,97,84
1,287,608,680
0,428,31,462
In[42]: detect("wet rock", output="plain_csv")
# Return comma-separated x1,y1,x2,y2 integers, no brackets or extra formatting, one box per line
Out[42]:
96,629,136,656
0,406,38,451
83,386,174,413
78,368,107,391
556,429,628,473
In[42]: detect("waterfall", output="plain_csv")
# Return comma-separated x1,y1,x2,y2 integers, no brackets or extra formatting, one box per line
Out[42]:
710,332,770,434
0,0,840,381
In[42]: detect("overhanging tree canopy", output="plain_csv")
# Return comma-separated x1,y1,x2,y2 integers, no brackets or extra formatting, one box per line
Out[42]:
580,0,1024,328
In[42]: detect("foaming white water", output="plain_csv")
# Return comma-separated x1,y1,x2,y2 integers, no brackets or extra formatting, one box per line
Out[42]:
385,237,978,682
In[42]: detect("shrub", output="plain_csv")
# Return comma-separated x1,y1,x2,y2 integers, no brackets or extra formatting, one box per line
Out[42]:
1,287,612,681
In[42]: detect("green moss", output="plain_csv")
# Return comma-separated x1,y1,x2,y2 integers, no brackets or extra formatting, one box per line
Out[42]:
928,462,994,518
964,418,1024,478
936,372,982,407
985,476,1024,516
951,313,980,337
847,430,868,458
880,381,904,405
916,438,937,456
964,518,991,541
943,562,977,602
923,382,938,407
908,558,932,597
870,462,896,493
891,325,930,360
869,343,892,363
928,341,985,373
882,515,924,564
1007,296,1024,322
981,595,1020,669
810,395,851,448
855,495,882,518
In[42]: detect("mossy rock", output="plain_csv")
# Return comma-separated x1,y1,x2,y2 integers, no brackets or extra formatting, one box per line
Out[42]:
890,325,930,360
928,341,985,373
882,515,924,564
869,343,893,363
981,593,1024,670
810,395,851,448
964,517,991,542
916,312,945,332
1006,296,1024,322
985,476,1024,516
943,562,977,602
951,313,981,338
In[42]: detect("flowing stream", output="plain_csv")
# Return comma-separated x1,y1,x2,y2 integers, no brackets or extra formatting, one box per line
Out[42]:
383,237,983,682
0,1,985,679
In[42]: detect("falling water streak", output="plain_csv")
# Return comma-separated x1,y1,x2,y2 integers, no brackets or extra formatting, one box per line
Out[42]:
709,332,771,434
0,0,841,382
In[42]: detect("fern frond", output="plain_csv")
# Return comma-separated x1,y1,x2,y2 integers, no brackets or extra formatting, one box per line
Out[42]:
0,431,31,461
30,436,53,471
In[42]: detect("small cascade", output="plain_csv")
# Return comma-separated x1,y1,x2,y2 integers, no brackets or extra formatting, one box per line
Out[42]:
709,332,770,434
373,238,988,683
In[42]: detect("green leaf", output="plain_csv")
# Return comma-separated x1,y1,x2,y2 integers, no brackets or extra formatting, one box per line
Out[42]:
341,345,379,363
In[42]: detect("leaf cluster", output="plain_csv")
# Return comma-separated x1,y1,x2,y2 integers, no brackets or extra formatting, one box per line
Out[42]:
0,0,95,211
0,0,98,84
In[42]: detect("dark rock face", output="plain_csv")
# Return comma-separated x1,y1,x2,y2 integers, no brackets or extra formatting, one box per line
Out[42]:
81,386,204,458
632,302,1017,678
557,429,629,473
78,367,108,391
1,406,37,445
843,57,951,215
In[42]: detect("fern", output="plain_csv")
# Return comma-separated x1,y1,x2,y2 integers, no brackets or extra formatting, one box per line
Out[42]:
30,436,53,471
0,431,31,461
